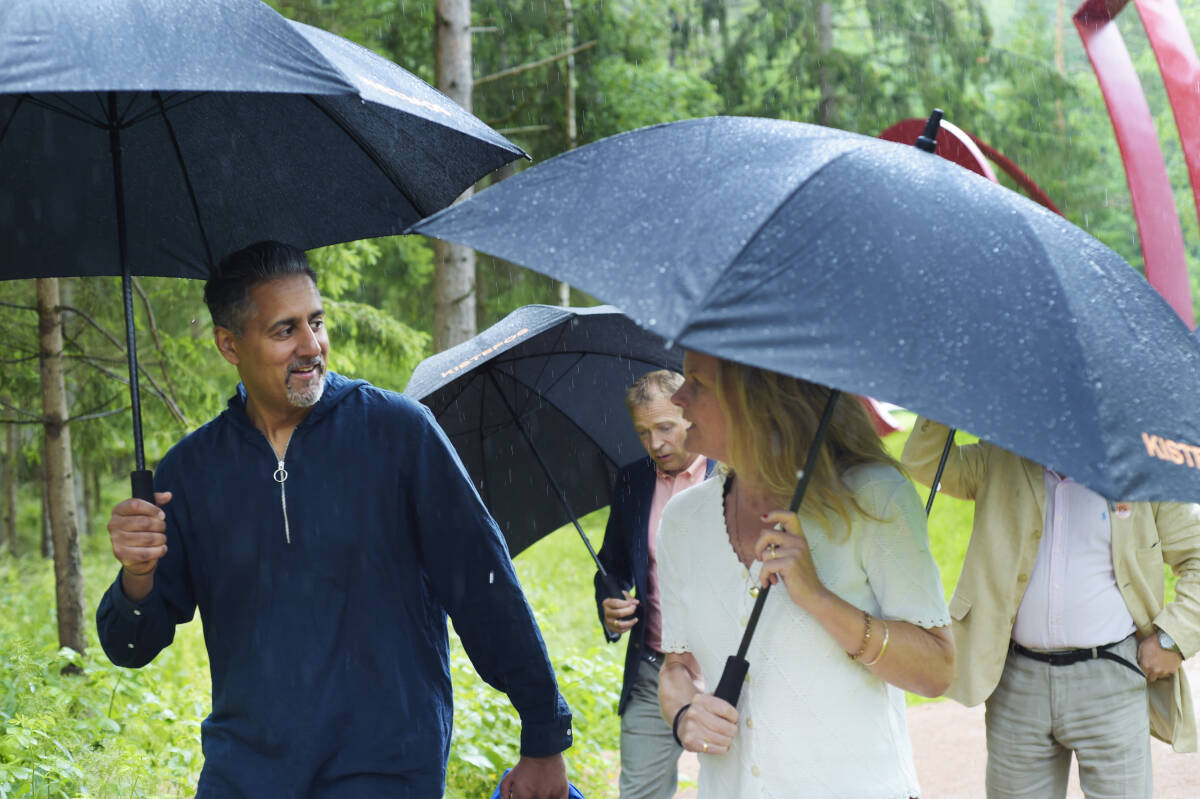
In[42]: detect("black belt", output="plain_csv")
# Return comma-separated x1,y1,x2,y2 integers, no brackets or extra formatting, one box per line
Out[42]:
1010,638,1145,680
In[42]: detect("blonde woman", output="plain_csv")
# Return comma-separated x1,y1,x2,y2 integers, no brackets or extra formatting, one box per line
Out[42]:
656,351,954,798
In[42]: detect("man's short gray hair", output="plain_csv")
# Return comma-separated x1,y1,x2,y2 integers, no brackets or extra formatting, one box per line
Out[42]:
624,370,684,415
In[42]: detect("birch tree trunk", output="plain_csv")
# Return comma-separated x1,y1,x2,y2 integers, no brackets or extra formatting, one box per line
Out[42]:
1054,0,1066,132
36,277,86,656
557,0,577,307
817,2,834,125
3,421,17,556
434,0,477,351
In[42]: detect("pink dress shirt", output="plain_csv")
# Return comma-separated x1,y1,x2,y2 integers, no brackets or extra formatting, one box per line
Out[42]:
643,454,708,652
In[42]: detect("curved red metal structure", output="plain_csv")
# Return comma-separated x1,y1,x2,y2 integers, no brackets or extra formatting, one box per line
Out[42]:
868,1,1200,430
879,118,1062,215
1074,0,1196,327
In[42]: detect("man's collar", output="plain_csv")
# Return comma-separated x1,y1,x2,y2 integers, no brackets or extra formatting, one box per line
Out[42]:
657,453,706,480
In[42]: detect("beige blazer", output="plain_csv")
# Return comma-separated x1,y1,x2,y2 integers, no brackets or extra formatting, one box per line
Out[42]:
903,417,1200,752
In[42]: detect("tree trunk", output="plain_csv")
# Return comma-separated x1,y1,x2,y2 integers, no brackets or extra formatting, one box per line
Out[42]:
817,2,835,126
40,464,52,560
557,0,577,307
36,277,87,656
1054,0,1066,132
434,0,477,351
73,462,87,534
3,421,18,556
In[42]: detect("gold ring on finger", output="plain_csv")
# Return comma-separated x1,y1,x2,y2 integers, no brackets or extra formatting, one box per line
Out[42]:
768,545,777,559
701,740,709,753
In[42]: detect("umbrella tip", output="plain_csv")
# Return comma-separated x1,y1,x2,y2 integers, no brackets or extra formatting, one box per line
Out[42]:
915,108,944,153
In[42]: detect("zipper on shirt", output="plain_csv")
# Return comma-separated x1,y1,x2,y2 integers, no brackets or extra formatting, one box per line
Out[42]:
271,436,294,545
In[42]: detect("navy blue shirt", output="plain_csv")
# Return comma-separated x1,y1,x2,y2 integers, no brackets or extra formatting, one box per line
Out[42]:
96,373,572,797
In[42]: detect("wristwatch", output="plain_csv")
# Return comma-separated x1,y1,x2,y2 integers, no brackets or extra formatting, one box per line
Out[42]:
1157,628,1182,654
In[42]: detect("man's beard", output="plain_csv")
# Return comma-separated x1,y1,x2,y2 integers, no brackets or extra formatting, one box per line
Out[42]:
286,357,326,408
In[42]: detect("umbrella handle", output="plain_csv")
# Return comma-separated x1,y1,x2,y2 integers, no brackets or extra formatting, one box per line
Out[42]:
600,572,626,602
131,469,155,503
712,655,750,706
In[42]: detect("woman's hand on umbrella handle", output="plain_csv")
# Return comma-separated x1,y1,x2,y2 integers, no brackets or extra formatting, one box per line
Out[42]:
678,693,738,755
602,591,639,636
756,510,828,611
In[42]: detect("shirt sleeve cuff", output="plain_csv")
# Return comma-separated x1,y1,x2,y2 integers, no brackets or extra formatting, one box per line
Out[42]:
108,569,160,611
519,711,574,757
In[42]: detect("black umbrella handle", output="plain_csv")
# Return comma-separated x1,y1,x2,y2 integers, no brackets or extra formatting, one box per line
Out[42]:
599,572,625,602
712,389,842,708
712,655,750,705
131,469,155,503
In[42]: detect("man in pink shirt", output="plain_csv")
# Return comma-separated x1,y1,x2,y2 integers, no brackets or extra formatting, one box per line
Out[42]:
594,370,715,799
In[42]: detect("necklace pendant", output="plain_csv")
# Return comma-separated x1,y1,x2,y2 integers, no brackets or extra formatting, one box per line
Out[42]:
749,585,760,598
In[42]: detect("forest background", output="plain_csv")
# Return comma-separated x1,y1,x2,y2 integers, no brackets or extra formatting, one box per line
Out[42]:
0,0,1198,796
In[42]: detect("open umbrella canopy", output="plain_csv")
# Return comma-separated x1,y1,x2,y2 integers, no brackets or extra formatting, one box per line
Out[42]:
405,304,682,557
0,0,523,279
0,0,523,498
411,116,1200,503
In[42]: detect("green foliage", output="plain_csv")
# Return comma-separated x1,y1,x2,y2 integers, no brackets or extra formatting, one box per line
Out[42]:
310,239,432,387
446,509,622,797
585,57,722,134
0,556,208,798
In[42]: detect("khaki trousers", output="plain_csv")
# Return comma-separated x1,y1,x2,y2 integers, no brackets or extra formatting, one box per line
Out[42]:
984,635,1152,799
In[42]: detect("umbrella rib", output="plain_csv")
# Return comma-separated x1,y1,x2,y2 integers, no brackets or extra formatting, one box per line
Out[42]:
303,94,425,216
153,91,215,267
514,324,574,418
0,95,26,146
124,92,207,129
678,144,865,336
116,92,141,126
477,369,491,511
21,94,107,129
472,362,639,461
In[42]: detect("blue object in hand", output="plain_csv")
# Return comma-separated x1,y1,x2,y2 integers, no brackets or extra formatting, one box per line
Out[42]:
490,769,586,799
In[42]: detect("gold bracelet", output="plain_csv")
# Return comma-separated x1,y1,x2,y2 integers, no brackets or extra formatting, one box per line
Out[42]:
849,610,872,661
862,619,890,667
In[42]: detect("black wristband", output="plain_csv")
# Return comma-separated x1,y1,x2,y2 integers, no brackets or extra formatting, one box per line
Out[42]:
671,703,691,747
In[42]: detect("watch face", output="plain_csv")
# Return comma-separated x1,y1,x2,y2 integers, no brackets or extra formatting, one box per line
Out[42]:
1158,630,1178,652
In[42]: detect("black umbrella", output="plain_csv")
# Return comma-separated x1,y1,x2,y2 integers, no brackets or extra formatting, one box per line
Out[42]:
0,0,524,500
410,115,1200,505
404,304,683,587
412,114,1200,707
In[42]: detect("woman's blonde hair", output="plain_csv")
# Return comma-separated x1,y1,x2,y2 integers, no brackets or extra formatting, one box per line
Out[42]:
714,358,901,531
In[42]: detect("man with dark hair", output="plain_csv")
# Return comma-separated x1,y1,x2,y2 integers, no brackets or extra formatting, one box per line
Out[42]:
594,370,715,799
97,241,572,798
